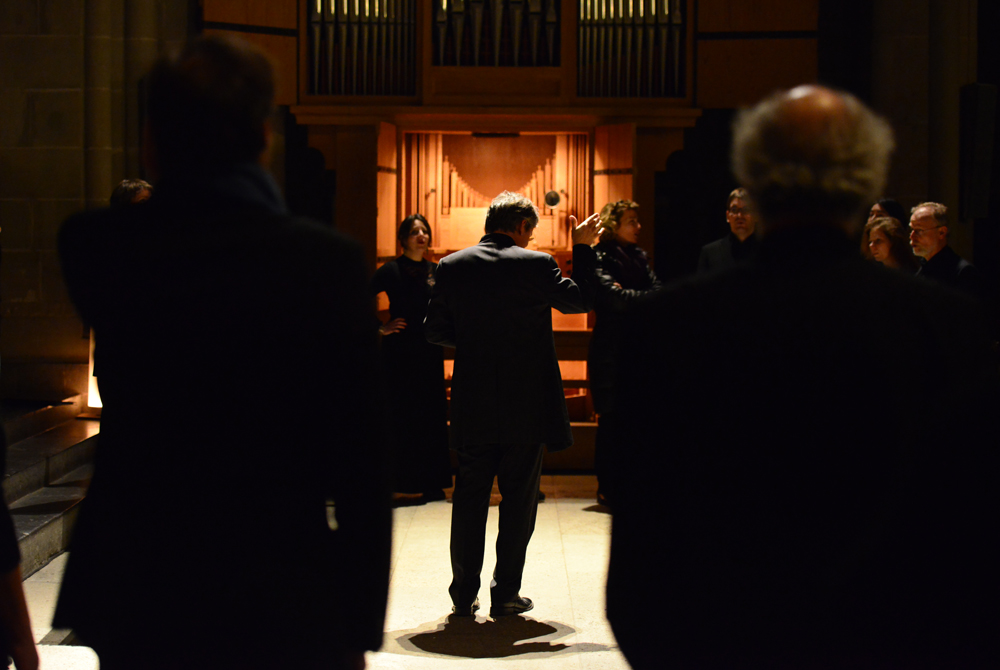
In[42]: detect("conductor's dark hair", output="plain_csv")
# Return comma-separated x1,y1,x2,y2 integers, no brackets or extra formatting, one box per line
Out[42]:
485,191,538,234
146,35,275,173
109,179,152,208
397,214,431,248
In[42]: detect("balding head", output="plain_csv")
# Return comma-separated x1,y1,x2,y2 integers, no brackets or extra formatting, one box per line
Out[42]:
731,85,894,234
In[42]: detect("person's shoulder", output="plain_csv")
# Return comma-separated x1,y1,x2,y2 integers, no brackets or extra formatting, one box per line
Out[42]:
700,236,729,254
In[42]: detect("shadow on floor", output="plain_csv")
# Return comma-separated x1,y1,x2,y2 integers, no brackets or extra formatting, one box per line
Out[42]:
389,614,615,659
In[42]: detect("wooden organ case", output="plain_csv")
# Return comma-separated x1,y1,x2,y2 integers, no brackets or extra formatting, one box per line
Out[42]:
205,0,704,467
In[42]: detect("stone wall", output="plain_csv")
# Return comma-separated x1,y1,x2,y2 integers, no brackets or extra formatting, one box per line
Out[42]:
0,0,191,399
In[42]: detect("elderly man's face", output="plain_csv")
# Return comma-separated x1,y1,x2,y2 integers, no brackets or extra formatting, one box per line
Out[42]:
726,198,755,242
909,207,948,260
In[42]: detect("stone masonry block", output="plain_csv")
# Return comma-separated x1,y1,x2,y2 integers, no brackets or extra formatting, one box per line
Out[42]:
84,147,113,202
40,0,84,36
85,35,121,90
0,35,84,89
25,90,84,147
0,89,28,148
0,148,83,199
125,0,158,40
84,87,113,149
84,0,124,39
34,199,82,249
0,199,33,249
1,250,40,305
0,0,39,35
39,249,71,304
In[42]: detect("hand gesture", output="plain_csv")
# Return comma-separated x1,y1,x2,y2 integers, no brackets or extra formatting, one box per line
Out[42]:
379,318,406,335
571,212,603,247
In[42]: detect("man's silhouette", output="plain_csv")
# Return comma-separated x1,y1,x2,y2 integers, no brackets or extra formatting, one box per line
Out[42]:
607,86,998,669
54,36,390,670
426,191,600,619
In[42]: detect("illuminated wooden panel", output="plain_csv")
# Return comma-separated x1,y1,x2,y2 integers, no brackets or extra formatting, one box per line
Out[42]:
697,38,817,109
697,0,818,33
204,30,298,105
203,0,297,29
444,358,588,380
594,123,635,209
377,122,398,258
428,67,564,102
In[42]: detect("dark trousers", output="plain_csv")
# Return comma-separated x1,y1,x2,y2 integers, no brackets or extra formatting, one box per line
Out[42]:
594,411,618,501
448,443,544,607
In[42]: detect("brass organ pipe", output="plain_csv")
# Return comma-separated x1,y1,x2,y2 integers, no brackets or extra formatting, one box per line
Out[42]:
492,0,504,66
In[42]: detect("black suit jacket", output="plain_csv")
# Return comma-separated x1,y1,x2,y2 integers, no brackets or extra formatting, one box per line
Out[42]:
696,232,759,275
608,226,998,668
425,234,596,451
53,166,391,661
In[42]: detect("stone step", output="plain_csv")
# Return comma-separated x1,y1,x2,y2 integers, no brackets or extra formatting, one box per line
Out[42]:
3,419,99,506
11,464,92,577
1,396,85,446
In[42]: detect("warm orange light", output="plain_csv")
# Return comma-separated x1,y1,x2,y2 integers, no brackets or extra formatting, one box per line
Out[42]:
87,329,102,408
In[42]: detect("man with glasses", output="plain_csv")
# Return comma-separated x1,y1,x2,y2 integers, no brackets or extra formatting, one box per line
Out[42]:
909,201,983,297
697,187,759,275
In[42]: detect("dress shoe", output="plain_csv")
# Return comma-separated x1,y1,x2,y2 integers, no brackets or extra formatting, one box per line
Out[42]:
537,490,546,502
451,597,480,617
490,595,533,617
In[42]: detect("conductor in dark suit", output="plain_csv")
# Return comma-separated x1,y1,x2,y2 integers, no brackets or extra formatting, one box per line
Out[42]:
54,36,391,670
425,191,601,618
696,187,759,275
607,86,998,668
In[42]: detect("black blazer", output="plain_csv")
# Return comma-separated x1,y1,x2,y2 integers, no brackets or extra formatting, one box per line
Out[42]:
608,226,998,668
54,168,391,661
696,232,759,275
425,234,596,451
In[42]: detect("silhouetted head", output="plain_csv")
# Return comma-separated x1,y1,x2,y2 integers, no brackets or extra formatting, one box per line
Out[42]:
731,85,894,235
109,179,153,208
144,35,276,177
485,192,538,248
868,198,906,225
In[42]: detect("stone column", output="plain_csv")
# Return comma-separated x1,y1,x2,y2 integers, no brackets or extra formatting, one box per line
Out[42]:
84,0,125,211
928,0,977,254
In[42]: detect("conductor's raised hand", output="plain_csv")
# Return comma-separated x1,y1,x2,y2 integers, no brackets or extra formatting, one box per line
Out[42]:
570,212,603,247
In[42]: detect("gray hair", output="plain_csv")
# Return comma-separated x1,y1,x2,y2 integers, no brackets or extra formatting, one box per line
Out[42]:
911,201,947,226
731,86,895,224
485,191,539,234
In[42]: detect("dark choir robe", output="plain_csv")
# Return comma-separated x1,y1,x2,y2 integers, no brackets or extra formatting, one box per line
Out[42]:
371,255,452,494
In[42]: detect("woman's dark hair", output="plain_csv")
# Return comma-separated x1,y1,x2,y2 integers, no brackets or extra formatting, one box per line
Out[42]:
397,214,431,248
864,216,920,272
874,198,907,225
109,179,152,208
598,199,639,243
